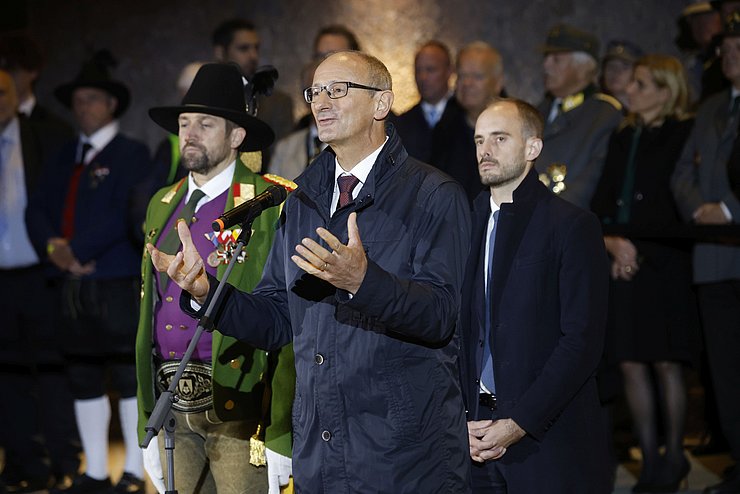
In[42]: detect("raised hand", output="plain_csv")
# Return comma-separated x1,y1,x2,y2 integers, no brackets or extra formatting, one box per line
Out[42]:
291,212,368,294
147,220,210,304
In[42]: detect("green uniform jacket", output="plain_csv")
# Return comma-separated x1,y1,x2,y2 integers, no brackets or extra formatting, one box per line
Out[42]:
135,160,295,457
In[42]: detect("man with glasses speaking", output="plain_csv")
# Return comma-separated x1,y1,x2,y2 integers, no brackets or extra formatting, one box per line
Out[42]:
148,50,473,493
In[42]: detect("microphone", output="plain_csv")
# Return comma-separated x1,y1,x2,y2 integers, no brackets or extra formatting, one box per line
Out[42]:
212,185,287,232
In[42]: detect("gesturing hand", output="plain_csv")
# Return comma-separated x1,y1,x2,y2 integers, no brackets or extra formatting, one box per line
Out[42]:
146,220,210,304
291,212,367,294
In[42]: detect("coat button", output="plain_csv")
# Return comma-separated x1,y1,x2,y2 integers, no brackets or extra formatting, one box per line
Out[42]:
165,324,173,331
165,296,174,302
314,353,325,365
224,400,235,410
179,325,188,330
321,430,331,441
634,192,644,201
168,351,176,358
230,359,240,369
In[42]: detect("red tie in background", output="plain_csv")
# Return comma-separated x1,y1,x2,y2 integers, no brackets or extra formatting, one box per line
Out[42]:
61,143,93,239
337,174,360,209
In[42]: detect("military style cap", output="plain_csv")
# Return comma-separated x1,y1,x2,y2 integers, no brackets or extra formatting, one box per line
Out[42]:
721,11,740,39
603,40,644,64
683,1,713,17
541,24,600,61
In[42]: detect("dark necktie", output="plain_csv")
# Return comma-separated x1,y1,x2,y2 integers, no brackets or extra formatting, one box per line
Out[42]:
337,174,360,210
728,95,740,133
481,210,499,394
157,188,206,287
61,142,93,239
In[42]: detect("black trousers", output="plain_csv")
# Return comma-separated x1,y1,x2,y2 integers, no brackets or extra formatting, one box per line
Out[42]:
59,277,139,398
0,266,80,480
698,281,740,461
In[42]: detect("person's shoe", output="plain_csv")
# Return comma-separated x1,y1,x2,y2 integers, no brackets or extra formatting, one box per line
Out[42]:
704,468,740,494
651,455,690,493
50,473,76,491
49,474,112,494
113,473,144,494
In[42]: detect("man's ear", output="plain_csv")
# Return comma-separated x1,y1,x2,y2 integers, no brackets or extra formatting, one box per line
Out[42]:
108,96,118,116
525,137,543,162
374,91,394,120
230,126,247,149
214,46,225,62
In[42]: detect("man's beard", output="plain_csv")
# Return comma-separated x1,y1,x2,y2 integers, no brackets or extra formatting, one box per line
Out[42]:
479,158,526,188
181,144,218,175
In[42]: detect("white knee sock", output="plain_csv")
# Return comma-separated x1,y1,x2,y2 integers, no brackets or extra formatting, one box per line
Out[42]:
74,396,111,480
119,396,144,479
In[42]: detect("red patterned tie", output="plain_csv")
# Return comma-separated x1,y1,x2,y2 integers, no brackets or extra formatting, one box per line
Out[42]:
337,174,360,209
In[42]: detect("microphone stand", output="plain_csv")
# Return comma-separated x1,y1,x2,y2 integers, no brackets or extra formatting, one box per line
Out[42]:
140,224,254,494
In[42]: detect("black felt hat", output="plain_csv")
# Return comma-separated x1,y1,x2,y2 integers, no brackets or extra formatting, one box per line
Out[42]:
149,63,274,152
54,50,130,118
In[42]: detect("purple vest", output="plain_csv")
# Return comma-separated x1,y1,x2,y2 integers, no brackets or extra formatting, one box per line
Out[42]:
154,189,228,361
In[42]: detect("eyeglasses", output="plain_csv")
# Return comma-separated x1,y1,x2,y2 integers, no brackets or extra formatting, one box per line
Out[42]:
303,81,384,103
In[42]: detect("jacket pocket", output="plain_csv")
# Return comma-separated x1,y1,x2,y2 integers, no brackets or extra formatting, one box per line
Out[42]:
382,357,421,445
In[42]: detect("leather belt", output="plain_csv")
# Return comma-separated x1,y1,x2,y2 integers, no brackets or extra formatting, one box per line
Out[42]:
479,392,497,411
155,360,213,413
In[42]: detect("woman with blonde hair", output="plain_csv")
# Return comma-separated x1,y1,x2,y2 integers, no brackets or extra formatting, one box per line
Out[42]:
592,54,699,493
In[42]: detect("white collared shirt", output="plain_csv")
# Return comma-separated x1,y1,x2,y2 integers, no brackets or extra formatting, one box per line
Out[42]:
421,95,450,128
186,161,237,213
18,95,36,117
78,120,119,164
330,137,388,216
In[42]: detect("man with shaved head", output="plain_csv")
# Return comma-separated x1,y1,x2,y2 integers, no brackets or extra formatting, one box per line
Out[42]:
149,50,472,493
459,98,611,492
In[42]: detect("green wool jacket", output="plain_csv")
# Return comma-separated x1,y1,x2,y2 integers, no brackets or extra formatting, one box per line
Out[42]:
135,160,295,457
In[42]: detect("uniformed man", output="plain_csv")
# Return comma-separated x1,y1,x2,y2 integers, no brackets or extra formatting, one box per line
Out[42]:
536,24,623,210
137,62,295,494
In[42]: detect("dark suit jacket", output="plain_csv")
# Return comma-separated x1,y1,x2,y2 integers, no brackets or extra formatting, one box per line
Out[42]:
428,97,485,206
393,97,463,164
26,133,151,279
458,169,611,493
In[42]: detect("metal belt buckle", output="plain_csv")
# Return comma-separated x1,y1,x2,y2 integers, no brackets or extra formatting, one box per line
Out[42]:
155,360,213,413
479,392,497,411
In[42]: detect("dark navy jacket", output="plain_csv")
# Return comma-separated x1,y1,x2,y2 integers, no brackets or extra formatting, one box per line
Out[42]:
200,126,473,493
458,169,612,493
26,133,151,279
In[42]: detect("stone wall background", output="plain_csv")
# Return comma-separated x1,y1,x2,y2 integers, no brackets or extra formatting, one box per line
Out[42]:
22,0,686,150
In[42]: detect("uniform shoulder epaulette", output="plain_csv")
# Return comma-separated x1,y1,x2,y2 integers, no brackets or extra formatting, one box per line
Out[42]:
160,177,186,204
262,173,297,192
594,92,623,111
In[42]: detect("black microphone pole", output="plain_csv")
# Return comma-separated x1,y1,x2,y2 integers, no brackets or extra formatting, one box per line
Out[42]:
141,224,255,494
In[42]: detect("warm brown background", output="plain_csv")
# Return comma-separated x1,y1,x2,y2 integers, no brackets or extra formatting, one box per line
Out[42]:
13,0,685,150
